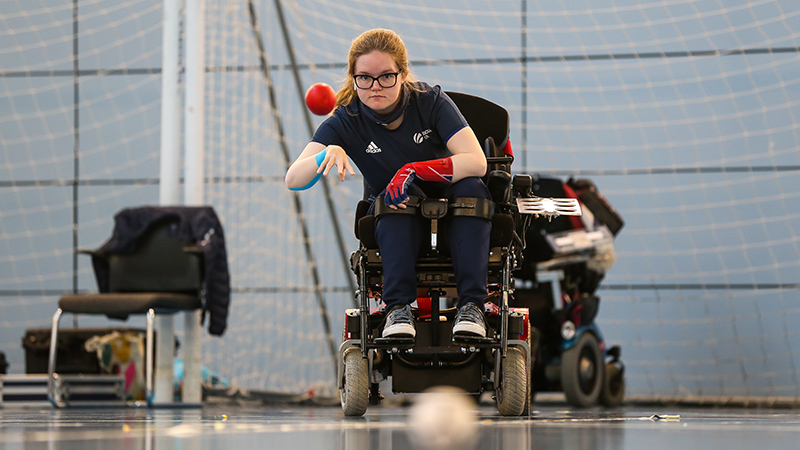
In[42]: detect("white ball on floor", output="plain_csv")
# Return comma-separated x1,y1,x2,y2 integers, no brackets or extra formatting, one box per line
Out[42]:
408,386,479,450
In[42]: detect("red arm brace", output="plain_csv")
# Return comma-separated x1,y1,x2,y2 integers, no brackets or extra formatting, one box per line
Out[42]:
385,157,454,206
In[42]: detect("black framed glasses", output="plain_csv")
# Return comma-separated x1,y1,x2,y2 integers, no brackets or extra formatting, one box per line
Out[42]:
353,70,402,89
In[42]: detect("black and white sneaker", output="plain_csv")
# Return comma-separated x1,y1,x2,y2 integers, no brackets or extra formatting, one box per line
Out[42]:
382,304,416,338
453,302,487,338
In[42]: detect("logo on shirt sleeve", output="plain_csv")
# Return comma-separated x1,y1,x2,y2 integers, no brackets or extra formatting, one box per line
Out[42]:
365,141,382,153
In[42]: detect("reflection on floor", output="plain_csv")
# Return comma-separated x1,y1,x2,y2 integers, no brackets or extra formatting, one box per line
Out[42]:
2,403,800,450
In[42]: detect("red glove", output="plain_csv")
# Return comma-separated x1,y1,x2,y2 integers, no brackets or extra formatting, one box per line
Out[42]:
385,157,454,206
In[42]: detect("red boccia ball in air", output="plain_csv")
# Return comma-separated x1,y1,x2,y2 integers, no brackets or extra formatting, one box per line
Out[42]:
305,83,336,116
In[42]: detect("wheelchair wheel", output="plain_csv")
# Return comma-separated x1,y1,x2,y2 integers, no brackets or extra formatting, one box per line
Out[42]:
561,332,603,408
340,350,369,416
521,330,534,416
599,361,625,407
495,346,528,416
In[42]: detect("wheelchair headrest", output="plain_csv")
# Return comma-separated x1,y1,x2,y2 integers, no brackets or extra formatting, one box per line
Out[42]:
446,91,510,153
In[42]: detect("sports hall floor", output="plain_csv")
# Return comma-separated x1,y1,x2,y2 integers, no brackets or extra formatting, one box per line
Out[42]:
2,399,799,450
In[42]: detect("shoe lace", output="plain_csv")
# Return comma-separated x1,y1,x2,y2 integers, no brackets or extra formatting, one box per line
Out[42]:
458,304,485,324
388,306,413,325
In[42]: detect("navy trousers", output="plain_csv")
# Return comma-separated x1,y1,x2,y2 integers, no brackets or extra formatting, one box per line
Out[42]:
372,177,492,310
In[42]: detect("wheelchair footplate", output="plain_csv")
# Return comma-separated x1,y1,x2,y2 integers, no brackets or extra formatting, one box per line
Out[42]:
452,334,495,345
373,336,415,347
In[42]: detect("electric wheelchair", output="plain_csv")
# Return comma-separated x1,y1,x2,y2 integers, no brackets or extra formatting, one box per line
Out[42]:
513,176,626,408
337,93,582,416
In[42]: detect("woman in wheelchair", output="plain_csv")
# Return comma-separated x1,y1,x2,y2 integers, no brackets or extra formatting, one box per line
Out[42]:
285,28,492,340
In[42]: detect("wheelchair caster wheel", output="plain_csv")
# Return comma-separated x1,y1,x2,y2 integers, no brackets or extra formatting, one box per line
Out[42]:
495,346,528,416
340,351,369,416
561,332,603,408
599,361,625,407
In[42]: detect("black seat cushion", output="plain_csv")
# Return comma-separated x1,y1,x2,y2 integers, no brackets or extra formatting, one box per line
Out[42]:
59,293,201,320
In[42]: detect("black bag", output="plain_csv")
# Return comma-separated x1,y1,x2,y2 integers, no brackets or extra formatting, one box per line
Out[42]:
22,327,148,374
567,178,624,235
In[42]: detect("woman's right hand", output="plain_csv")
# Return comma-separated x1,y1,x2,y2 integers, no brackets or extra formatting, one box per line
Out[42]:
286,142,355,190
319,145,355,182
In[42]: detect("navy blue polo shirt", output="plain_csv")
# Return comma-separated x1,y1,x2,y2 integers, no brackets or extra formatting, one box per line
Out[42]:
311,82,467,197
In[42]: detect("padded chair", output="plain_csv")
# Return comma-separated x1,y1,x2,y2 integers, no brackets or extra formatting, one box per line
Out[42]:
48,220,204,407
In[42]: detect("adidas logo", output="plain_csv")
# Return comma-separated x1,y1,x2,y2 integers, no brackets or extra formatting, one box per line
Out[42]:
365,141,382,154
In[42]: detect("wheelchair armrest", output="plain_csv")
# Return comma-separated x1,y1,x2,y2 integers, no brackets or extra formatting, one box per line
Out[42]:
354,200,372,239
485,135,512,167
487,170,512,204
486,156,513,165
357,216,378,249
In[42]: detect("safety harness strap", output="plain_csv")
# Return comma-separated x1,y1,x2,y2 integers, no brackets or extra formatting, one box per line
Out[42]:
374,196,494,220
373,195,423,217
448,197,495,219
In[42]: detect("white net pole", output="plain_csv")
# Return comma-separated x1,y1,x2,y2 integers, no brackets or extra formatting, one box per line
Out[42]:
182,0,206,405
155,0,182,405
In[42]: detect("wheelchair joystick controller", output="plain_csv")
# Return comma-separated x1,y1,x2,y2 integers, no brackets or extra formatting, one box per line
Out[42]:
511,173,532,198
